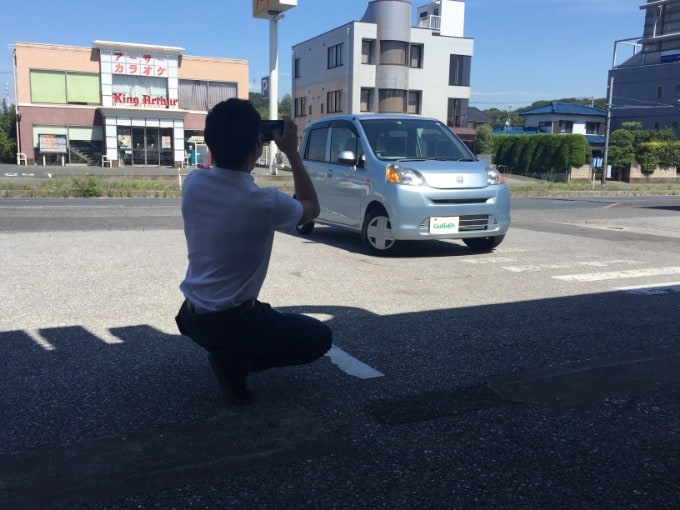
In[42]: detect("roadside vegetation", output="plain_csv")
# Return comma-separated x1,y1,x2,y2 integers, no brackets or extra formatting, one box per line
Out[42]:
0,175,181,198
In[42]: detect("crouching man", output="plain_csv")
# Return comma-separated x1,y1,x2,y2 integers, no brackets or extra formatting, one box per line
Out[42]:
175,98,332,404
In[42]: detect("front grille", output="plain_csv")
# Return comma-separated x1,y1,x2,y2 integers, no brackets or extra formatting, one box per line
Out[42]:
419,214,489,232
429,198,488,205
459,214,489,231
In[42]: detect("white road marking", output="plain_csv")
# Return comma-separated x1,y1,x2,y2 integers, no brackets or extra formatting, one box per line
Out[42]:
326,345,384,379
86,326,125,345
504,260,641,273
555,267,680,282
462,257,519,264
616,282,680,295
25,329,55,351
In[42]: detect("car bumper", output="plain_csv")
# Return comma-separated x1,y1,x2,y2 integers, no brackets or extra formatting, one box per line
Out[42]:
385,183,511,240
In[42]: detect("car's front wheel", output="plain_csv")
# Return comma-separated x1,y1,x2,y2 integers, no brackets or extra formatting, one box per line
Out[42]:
463,235,505,252
362,208,399,256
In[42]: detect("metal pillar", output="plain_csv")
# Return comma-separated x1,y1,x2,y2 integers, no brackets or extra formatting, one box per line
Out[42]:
268,13,282,175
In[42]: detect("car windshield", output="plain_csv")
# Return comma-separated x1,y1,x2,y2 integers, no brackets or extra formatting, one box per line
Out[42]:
359,118,474,162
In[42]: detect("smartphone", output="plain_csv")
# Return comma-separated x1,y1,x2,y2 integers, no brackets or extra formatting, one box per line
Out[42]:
260,120,284,142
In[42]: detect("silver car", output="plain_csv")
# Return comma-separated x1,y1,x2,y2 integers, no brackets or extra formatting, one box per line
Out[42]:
298,114,510,255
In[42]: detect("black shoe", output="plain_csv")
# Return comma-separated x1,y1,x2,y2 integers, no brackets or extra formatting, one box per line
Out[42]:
208,353,253,405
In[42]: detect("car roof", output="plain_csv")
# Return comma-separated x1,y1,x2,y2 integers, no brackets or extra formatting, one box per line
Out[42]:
304,113,442,128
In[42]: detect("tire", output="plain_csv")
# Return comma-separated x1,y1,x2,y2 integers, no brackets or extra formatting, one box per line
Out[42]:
296,222,315,235
463,235,505,252
362,208,399,256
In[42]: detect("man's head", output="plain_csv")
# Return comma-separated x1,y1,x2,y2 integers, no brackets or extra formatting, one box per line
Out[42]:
205,98,261,169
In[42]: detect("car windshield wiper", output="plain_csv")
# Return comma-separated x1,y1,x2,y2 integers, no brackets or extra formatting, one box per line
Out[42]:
420,157,476,162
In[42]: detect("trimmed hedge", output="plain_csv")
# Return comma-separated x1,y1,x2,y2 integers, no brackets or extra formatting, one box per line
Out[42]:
636,141,680,174
493,134,588,175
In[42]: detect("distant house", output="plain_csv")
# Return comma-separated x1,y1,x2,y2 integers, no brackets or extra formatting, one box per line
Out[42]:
494,102,607,159
465,107,493,128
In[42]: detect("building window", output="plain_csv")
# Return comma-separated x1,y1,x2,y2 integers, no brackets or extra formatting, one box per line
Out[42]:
447,98,468,127
178,80,237,111
538,121,553,133
657,85,663,99
362,40,375,65
328,43,344,69
295,96,307,117
360,88,373,112
380,40,408,65
327,90,343,113
294,58,301,78
449,55,471,86
409,45,423,68
379,89,406,113
309,104,313,116
30,70,101,105
407,91,421,114
559,120,574,133
585,122,600,134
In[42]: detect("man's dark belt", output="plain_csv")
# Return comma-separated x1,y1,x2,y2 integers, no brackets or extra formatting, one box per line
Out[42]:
185,298,255,317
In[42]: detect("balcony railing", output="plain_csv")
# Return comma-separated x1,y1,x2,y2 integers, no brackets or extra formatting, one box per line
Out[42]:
417,15,441,31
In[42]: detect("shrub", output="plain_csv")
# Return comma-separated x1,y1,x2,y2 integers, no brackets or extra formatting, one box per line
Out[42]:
70,174,102,197
637,142,661,174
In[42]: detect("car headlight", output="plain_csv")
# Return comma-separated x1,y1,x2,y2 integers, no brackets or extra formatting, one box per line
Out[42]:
487,165,504,185
385,164,426,186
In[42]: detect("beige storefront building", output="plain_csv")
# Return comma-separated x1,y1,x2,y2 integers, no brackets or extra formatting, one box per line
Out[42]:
13,41,248,167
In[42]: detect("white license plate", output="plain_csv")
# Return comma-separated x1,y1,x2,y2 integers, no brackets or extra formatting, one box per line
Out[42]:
429,216,459,234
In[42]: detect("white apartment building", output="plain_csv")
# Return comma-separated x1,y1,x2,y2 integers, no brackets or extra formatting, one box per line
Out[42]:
291,0,475,142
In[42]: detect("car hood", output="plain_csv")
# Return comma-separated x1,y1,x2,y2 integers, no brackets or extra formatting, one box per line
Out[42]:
396,159,489,189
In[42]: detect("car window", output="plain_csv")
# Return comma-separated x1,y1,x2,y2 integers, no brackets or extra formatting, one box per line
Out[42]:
304,127,329,161
330,126,360,164
360,118,470,161
418,127,460,159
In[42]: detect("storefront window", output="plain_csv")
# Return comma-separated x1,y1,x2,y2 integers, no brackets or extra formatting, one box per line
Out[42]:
32,125,103,165
120,126,173,166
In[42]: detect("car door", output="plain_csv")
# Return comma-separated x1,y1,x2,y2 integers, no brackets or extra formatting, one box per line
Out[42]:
324,121,365,227
301,123,330,220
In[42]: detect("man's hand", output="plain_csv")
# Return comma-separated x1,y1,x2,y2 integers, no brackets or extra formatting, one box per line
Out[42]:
273,117,298,156
273,117,320,225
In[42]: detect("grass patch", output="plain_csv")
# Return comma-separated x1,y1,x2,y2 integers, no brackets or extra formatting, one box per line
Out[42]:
0,175,181,198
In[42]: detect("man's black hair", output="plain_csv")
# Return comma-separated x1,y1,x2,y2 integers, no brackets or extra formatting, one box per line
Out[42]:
204,99,261,168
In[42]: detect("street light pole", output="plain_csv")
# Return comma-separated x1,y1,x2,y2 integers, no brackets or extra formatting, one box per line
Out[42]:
268,11,283,175
602,75,614,186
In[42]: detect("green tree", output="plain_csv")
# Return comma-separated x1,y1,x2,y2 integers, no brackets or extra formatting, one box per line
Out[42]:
248,92,292,119
249,92,268,119
279,93,292,118
473,124,494,154
0,100,17,163
608,129,636,169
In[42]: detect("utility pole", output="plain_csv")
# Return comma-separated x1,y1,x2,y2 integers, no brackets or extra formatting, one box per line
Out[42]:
602,75,614,186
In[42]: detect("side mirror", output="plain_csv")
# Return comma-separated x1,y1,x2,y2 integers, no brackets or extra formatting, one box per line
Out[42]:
338,150,357,166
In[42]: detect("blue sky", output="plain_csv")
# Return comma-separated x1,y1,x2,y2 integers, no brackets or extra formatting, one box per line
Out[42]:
1,0,645,110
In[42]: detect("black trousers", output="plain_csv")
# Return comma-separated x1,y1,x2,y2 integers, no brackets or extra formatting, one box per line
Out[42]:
175,299,332,372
